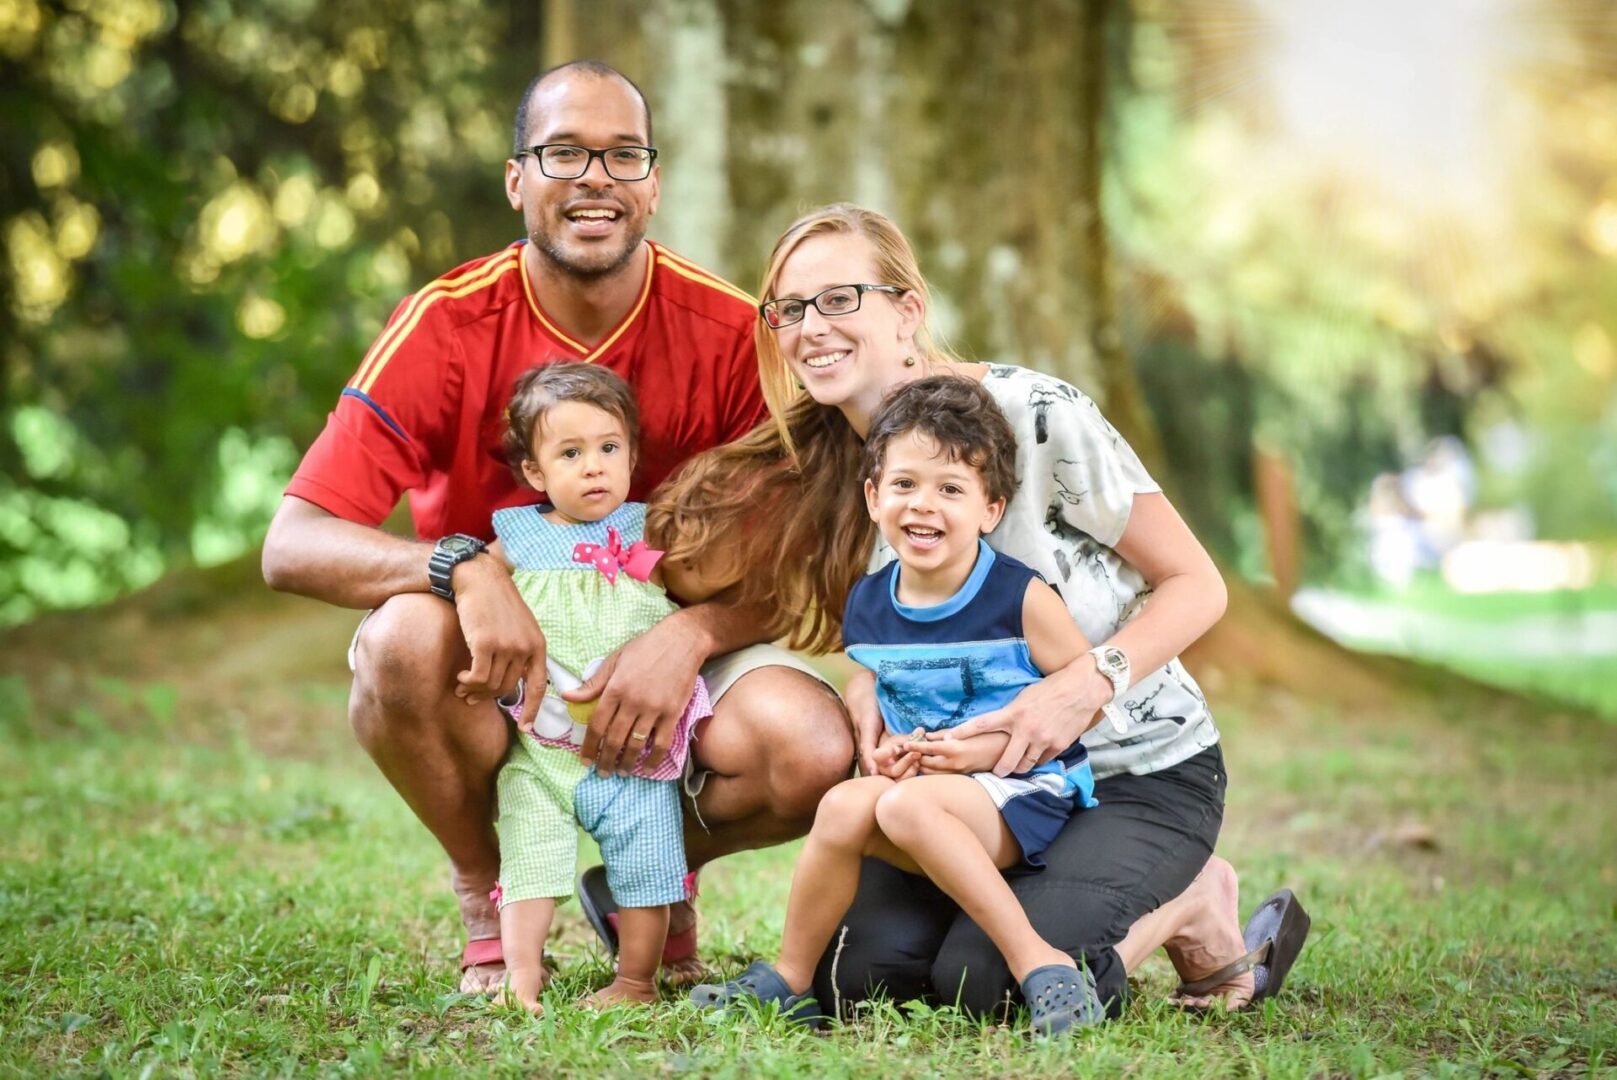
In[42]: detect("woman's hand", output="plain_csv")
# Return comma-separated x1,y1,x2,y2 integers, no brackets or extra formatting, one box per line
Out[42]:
945,660,1112,776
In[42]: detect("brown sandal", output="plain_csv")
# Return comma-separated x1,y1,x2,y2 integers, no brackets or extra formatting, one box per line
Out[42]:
1173,888,1311,1004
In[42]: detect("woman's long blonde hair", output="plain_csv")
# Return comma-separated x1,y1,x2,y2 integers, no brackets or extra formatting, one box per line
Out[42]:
647,204,950,654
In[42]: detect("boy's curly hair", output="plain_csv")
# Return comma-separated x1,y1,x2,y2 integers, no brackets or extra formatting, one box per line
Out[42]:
862,375,1019,505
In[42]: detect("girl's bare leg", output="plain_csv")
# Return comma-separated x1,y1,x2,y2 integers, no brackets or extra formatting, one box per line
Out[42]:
495,898,556,1015
584,905,667,1007
874,776,1074,984
773,776,896,993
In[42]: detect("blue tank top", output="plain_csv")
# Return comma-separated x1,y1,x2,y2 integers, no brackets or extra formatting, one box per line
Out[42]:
842,540,1093,798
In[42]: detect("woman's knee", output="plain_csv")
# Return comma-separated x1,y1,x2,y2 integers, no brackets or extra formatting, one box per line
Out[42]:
930,932,1015,1018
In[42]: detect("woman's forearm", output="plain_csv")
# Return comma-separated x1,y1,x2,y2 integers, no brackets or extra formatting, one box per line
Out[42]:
1101,565,1227,689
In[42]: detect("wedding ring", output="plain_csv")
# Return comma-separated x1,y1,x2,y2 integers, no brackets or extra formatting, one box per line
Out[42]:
628,731,649,742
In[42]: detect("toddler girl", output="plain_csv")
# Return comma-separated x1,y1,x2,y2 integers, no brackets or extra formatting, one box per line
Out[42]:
489,361,707,1013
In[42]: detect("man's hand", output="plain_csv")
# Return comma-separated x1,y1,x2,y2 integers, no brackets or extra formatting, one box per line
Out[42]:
945,667,1109,777
567,612,708,776
451,554,546,731
913,730,1012,775
844,670,885,777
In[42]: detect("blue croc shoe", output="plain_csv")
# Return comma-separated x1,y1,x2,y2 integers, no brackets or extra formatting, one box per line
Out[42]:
689,960,826,1029
1021,963,1105,1037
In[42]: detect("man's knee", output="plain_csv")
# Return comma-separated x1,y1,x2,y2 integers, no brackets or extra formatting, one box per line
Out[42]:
720,673,853,820
349,594,463,732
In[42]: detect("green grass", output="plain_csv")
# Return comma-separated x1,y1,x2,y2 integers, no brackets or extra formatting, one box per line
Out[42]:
1386,579,1617,622
1303,579,1617,720
2,676,1615,1077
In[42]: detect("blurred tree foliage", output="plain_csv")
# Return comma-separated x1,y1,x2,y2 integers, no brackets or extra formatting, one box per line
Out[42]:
1,0,537,620
1110,0,1617,579
2,0,1613,625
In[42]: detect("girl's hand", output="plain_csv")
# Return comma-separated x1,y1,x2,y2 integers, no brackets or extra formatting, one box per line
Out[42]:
913,730,1012,775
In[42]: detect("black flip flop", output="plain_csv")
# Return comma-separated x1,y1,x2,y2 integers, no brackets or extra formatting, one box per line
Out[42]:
1174,888,1312,1004
577,865,620,955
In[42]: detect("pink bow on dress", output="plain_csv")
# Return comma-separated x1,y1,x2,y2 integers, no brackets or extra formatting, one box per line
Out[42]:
572,526,663,584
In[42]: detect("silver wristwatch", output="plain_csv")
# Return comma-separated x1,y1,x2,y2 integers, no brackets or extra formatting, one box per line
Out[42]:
1089,645,1131,735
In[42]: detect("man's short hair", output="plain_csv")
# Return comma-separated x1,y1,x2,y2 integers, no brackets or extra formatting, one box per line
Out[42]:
863,375,1020,506
512,59,654,154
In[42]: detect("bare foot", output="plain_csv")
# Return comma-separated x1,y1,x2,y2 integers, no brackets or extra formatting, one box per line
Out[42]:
659,899,707,987
582,973,659,1008
492,964,549,1016
1164,857,1256,1010
452,866,506,994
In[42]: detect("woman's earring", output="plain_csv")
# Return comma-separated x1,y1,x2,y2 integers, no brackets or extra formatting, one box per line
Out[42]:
903,356,917,368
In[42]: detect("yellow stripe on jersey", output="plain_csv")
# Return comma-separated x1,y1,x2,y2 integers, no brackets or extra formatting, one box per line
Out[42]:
583,251,657,361
653,248,757,306
352,250,520,393
518,251,588,354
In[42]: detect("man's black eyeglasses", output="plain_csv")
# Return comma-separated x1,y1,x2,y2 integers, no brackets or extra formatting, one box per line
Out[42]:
516,144,658,181
760,284,905,329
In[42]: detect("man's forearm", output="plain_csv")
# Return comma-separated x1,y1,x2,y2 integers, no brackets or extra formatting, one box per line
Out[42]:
262,495,437,610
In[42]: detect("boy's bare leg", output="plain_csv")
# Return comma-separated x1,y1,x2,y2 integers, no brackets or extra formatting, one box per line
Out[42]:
494,898,556,1015
874,776,1074,984
584,905,668,1007
669,668,854,984
773,776,897,993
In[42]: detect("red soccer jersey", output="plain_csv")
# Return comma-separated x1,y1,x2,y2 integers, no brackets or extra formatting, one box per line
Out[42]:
287,240,767,541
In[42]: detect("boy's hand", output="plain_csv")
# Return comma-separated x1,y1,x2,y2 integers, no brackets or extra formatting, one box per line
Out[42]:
871,733,921,781
913,730,1013,775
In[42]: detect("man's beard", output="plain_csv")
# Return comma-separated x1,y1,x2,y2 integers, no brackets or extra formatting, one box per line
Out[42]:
529,220,646,281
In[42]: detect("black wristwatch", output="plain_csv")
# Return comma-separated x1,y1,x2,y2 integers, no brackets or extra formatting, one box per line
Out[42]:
427,533,488,601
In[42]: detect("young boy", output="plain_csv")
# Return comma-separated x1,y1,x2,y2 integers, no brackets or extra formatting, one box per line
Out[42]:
691,375,1105,1037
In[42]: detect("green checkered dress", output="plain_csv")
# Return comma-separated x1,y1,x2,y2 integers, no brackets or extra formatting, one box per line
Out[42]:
491,502,692,908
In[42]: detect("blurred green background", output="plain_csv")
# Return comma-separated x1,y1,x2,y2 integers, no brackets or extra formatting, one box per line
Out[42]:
3,0,1614,713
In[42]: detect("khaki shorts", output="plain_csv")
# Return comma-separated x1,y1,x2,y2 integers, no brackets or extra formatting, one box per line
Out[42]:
347,616,838,797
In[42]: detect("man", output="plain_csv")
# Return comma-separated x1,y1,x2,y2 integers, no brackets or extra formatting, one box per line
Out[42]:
262,60,853,990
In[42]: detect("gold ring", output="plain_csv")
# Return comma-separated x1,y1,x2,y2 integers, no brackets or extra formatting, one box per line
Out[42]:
628,732,649,742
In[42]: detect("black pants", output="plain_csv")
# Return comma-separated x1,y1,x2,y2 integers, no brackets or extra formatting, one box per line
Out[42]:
811,744,1226,1020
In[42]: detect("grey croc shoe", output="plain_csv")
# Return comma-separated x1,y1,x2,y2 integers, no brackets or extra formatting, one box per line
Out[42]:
689,960,826,1029
1021,963,1105,1037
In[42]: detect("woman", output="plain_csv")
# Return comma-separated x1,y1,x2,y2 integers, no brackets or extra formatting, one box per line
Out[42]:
650,204,1308,1020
